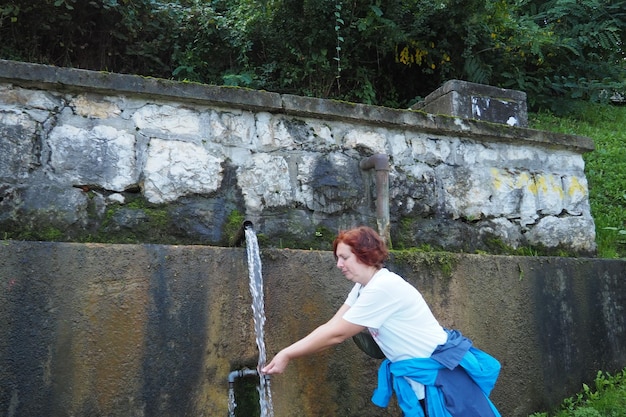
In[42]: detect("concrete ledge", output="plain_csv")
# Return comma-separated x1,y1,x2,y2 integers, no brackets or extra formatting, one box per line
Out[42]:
0,59,594,153
0,59,283,112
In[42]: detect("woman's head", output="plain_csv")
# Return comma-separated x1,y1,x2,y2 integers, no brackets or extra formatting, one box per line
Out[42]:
333,226,388,269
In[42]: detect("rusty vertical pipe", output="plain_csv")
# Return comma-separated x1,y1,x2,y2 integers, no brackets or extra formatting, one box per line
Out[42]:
360,154,391,247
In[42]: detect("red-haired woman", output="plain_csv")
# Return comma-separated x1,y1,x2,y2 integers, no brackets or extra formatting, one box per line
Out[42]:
262,226,501,417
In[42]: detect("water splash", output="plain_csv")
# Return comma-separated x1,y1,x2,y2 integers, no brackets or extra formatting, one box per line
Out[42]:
245,225,275,417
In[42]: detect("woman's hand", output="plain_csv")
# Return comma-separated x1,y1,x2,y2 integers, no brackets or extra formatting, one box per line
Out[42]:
260,305,363,376
261,350,290,375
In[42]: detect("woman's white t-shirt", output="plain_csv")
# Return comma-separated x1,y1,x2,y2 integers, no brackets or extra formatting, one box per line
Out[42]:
342,268,448,398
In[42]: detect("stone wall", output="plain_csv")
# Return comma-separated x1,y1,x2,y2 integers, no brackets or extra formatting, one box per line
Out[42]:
1,241,625,417
0,59,596,254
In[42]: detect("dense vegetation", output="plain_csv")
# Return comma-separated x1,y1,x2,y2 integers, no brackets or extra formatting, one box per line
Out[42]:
529,368,626,417
1,0,624,110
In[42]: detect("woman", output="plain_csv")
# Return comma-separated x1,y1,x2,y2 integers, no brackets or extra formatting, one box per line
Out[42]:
261,226,501,417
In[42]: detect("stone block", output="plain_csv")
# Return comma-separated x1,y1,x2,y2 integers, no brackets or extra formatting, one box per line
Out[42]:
412,79,528,127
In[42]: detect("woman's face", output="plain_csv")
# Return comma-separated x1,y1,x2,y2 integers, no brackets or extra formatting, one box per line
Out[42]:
335,242,375,285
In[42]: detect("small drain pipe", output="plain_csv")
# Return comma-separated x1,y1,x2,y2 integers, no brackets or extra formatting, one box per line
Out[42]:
228,367,270,417
228,368,260,417
228,367,259,386
360,154,391,247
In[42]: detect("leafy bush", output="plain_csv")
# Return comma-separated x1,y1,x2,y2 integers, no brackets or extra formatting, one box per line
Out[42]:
0,0,185,76
529,368,626,416
2,1,624,110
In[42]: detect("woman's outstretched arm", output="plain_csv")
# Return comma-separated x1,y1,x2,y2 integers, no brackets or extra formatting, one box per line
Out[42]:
261,304,364,375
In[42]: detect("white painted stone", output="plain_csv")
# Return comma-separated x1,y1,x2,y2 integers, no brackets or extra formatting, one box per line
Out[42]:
502,146,545,170
224,147,253,167
0,85,61,111
479,217,523,248
534,173,565,215
387,132,409,159
440,167,493,220
0,110,37,131
344,129,386,153
143,138,222,203
256,114,295,149
207,110,227,139
562,175,589,215
470,143,499,165
519,181,540,227
453,117,471,131
309,122,334,145
70,95,121,119
484,168,544,228
545,151,585,172
409,134,453,165
107,193,126,204
132,104,200,135
404,162,435,181
209,109,256,148
47,124,137,191
0,111,40,180
294,153,317,210
237,154,291,211
486,168,522,218
526,215,596,251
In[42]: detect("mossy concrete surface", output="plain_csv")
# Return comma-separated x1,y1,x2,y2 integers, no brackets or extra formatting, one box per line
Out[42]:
1,241,624,417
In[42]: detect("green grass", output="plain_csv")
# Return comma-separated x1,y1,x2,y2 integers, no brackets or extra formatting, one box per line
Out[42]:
528,369,626,417
529,103,626,259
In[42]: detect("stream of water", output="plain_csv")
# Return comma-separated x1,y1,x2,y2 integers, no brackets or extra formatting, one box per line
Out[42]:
245,225,274,417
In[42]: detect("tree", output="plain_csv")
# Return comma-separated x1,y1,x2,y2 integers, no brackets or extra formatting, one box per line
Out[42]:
1,0,625,110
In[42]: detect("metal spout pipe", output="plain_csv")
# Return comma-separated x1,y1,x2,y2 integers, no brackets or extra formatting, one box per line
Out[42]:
228,367,259,385
360,154,391,247
231,220,255,247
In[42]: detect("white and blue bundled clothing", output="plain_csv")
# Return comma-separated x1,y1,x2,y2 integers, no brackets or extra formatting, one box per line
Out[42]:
372,329,502,417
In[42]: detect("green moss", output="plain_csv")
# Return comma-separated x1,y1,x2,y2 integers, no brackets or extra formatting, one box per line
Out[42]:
40,227,64,241
255,233,270,247
89,196,175,244
233,375,261,417
258,225,335,251
393,217,426,250
313,225,336,249
485,238,578,257
225,210,246,246
13,226,65,241
394,248,457,279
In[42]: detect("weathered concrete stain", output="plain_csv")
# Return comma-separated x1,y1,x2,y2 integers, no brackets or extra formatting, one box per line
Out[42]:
1,241,625,417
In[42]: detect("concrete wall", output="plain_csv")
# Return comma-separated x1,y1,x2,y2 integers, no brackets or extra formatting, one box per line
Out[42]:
0,59,596,254
1,240,625,417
